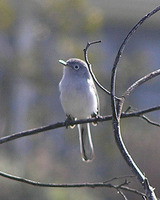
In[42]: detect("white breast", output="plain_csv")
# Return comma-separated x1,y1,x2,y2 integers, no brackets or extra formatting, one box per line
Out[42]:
59,76,97,119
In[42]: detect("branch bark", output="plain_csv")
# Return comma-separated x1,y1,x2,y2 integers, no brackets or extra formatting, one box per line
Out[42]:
110,5,160,200
0,105,159,145
123,69,160,98
0,170,145,198
83,40,121,100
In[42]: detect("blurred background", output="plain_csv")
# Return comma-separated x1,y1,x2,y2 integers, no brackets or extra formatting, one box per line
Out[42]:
0,0,159,199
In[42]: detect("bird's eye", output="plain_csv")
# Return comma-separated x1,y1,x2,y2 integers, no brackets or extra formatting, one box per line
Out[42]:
74,65,79,70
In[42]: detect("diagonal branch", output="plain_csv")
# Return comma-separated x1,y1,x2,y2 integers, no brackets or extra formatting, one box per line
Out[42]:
123,69,160,98
140,115,160,127
83,40,120,100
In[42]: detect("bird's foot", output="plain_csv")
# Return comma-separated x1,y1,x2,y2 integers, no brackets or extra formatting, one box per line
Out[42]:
91,113,103,126
65,115,76,129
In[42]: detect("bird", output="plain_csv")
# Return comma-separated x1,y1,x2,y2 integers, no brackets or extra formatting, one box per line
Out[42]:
59,58,99,162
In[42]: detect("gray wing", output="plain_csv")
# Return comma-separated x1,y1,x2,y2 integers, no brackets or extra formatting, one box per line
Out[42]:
91,79,100,116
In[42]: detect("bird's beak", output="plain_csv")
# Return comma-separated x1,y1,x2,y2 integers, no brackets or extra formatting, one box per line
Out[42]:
59,60,67,66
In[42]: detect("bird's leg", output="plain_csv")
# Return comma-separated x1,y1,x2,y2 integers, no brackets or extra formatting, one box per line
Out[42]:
65,115,76,129
91,112,103,126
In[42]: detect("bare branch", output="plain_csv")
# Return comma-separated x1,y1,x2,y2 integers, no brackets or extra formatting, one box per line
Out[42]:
124,106,160,128
121,185,146,198
116,180,130,200
103,175,135,183
122,105,160,117
111,5,160,103
117,189,128,200
110,5,160,200
123,69,160,98
0,170,145,198
83,40,117,97
0,105,159,145
140,115,160,127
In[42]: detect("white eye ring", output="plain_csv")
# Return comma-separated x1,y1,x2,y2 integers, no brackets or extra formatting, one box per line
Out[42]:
74,65,79,70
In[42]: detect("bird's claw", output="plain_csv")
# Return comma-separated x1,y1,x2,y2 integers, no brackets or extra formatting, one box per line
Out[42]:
65,115,75,129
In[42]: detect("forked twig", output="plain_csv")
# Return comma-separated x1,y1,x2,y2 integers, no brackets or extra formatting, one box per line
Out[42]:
83,40,119,98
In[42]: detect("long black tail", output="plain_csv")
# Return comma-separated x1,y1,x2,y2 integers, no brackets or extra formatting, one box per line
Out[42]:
77,123,95,162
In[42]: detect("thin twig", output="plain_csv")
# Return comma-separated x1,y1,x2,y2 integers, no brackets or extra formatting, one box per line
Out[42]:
114,179,131,199
121,105,160,118
0,170,145,198
120,185,146,197
117,189,128,200
0,106,159,145
83,40,118,98
123,69,160,98
123,106,160,116
140,115,160,127
103,175,135,183
123,106,160,127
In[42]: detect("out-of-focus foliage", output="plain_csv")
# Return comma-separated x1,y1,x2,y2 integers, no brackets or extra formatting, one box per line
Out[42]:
0,0,15,30
0,0,159,199
38,0,103,34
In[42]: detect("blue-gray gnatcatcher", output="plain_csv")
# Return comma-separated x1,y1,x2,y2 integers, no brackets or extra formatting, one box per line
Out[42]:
59,58,99,162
